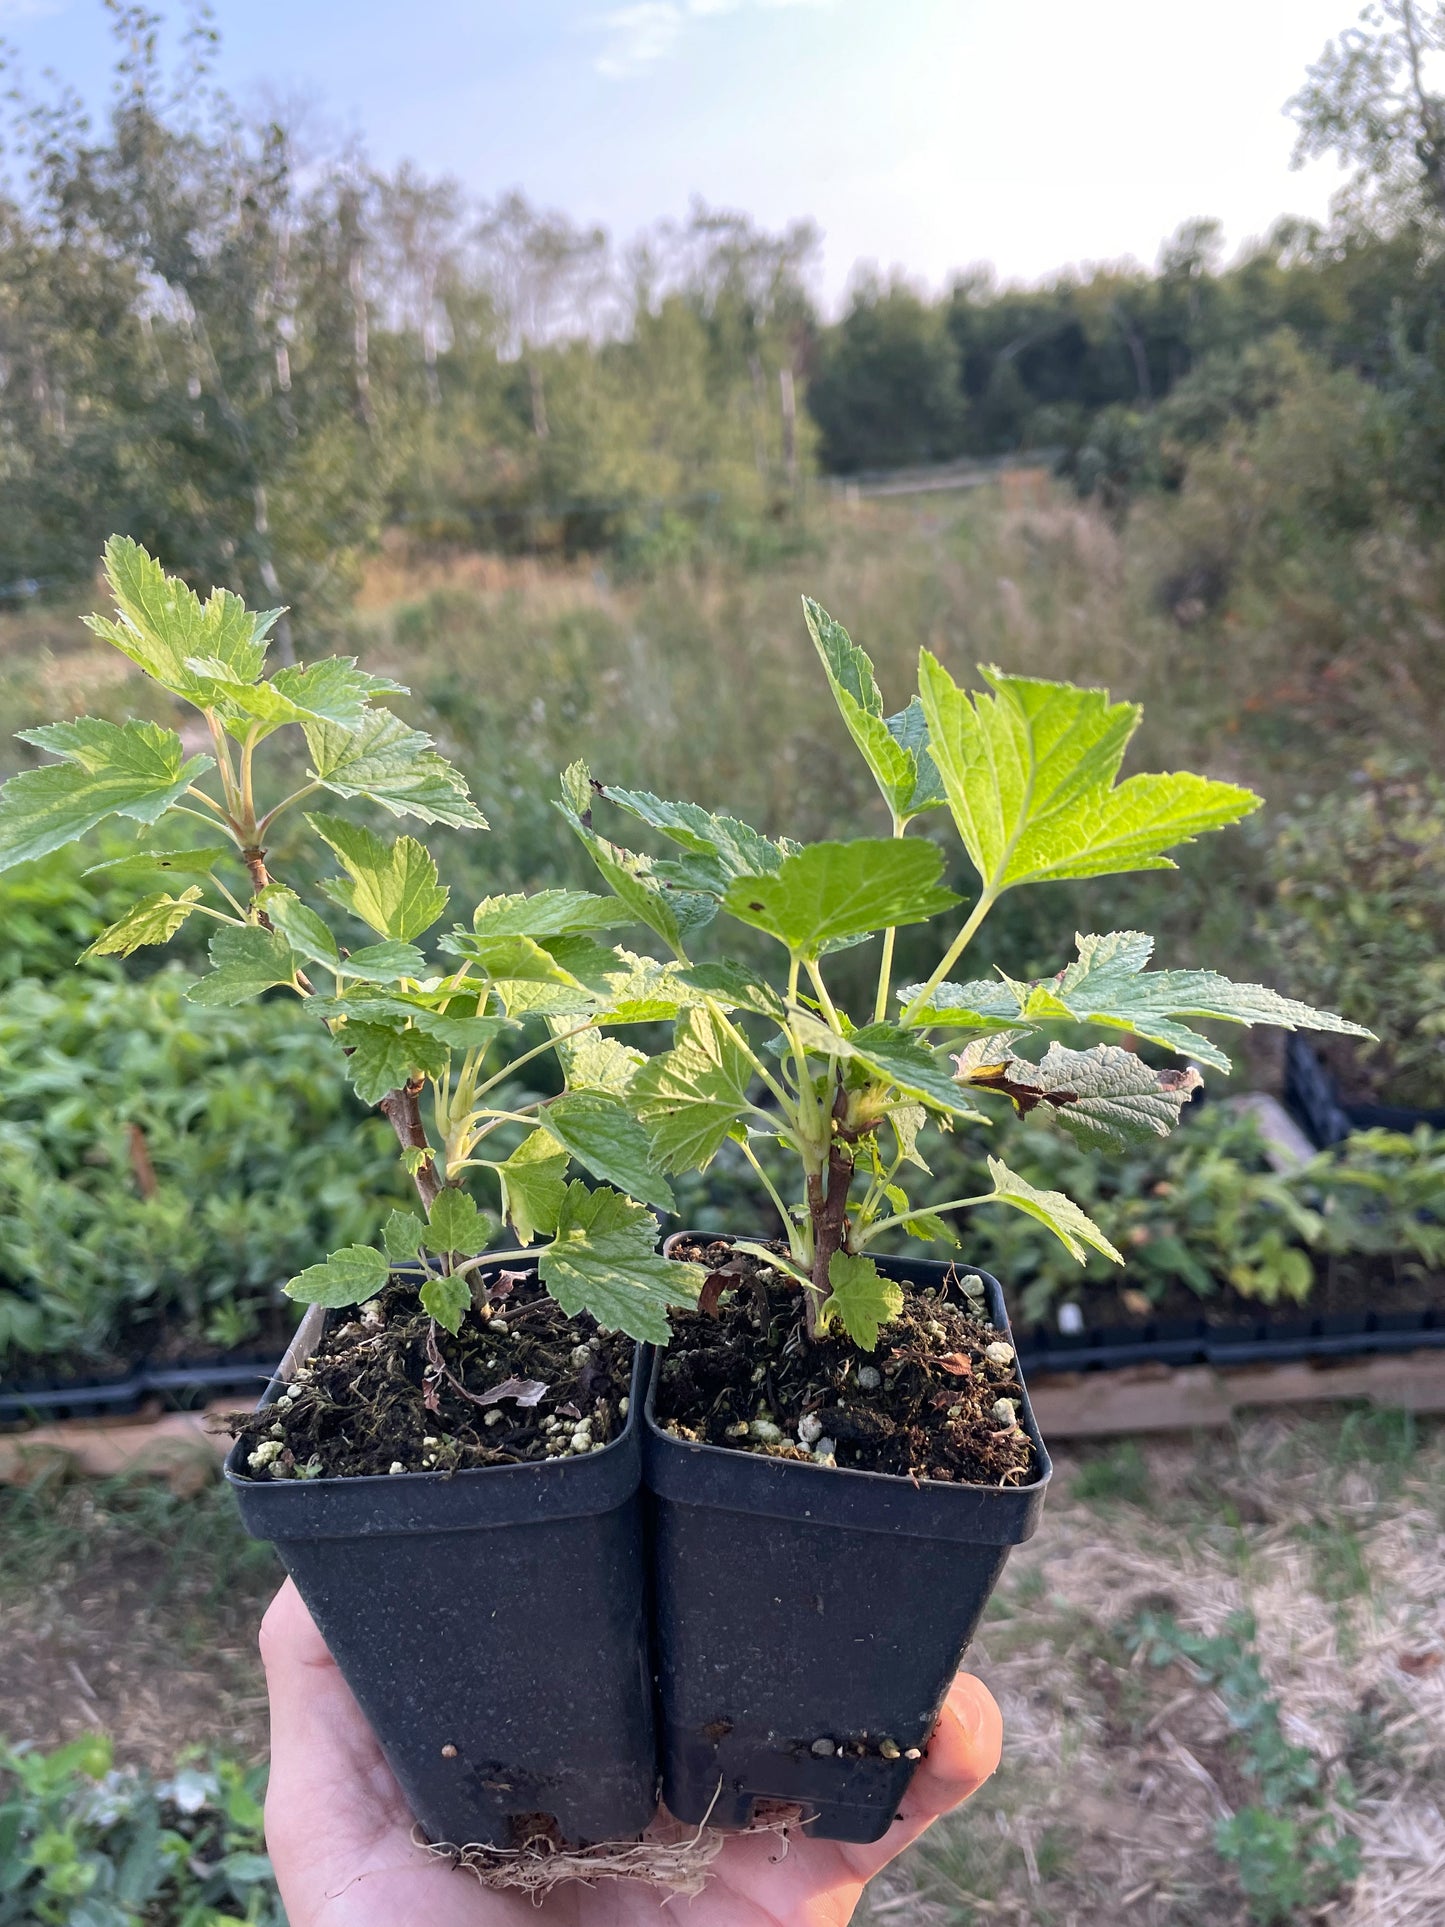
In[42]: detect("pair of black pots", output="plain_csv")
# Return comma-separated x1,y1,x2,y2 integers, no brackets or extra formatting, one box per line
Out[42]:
223,1243,1053,1850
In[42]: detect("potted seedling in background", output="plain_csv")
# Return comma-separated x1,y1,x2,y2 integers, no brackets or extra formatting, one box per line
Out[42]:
0,539,708,1851
559,597,1366,1843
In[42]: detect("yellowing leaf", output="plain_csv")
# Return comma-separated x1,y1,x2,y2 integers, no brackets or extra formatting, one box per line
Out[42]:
983,1158,1123,1265
80,887,203,959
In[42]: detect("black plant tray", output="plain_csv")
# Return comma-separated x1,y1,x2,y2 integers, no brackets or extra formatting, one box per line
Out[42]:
1016,1303,1445,1377
1285,1035,1445,1149
0,1350,282,1425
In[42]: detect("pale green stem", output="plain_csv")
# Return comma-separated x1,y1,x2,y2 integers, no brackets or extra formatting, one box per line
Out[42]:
449,1247,535,1280
452,1100,553,1156
705,998,793,1112
239,725,260,835
178,794,230,823
873,926,899,1025
899,887,1000,1026
872,812,908,1024
470,1022,596,1103
804,958,842,1031
188,903,247,927
855,1192,989,1247
730,1240,817,1296
204,871,249,920
737,1137,804,1259
255,781,323,841
204,712,241,818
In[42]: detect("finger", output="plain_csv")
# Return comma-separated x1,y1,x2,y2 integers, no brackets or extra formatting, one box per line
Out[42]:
837,1671,1003,1880
677,1673,1002,1925
259,1579,413,1860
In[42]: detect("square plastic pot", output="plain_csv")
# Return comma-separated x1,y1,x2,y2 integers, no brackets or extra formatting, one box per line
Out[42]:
224,1301,658,1849
646,1241,1051,1844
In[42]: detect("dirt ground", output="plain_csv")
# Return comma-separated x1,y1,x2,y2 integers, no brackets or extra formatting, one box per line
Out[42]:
3,1406,1442,1925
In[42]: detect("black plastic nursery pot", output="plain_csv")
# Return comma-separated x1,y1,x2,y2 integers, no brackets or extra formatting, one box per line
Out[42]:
224,1299,658,1850
646,1238,1051,1844
1285,1033,1445,1148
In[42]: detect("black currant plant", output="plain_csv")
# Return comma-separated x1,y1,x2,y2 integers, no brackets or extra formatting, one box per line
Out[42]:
0,540,707,1343
558,598,1371,1349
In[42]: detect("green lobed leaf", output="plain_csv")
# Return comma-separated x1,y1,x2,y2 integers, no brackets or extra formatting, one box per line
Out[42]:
88,537,276,696
557,762,714,953
469,889,633,939
803,599,945,823
185,924,298,1006
677,959,787,1019
80,887,204,959
630,1005,755,1173
185,656,407,738
721,838,960,959
882,695,948,816
955,1036,1204,1152
309,812,449,942
255,886,340,966
542,1091,675,1211
983,1157,1123,1264
334,940,428,984
496,1130,571,1244
549,1025,645,1095
285,1243,389,1308
819,1250,905,1350
383,1209,428,1264
917,653,1260,890
426,1187,491,1258
0,719,214,873
306,989,506,1052
305,711,487,829
789,1009,990,1121
421,1273,472,1334
537,1182,702,1344
1036,930,1369,1070
597,784,795,896
438,930,593,986
84,844,234,883
339,1021,450,1106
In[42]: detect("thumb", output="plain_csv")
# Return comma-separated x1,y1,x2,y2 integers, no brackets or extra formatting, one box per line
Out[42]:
846,1671,1003,1877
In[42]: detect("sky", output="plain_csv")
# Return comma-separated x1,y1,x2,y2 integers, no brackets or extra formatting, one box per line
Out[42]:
0,0,1362,307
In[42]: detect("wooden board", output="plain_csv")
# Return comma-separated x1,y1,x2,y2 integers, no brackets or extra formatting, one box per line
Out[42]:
1030,1348,1445,1437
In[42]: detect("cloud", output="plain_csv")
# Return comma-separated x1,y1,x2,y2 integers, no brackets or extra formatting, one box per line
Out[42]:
594,0,836,79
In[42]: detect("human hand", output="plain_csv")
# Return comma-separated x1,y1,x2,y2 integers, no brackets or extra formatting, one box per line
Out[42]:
260,1577,1001,1926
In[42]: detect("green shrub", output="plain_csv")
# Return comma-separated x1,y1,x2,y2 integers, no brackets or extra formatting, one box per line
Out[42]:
0,971,411,1370
0,844,216,990
0,1733,282,1927
1266,767,1445,1108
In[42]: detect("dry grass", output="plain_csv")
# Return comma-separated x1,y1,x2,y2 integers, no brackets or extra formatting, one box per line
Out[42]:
2,1408,1439,1923
866,1409,1445,1926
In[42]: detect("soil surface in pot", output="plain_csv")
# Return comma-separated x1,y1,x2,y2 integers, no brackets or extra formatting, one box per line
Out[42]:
230,1272,633,1481
657,1239,1037,1486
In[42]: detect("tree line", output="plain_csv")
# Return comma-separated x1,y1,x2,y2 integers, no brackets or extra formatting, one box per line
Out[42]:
1,0,1442,639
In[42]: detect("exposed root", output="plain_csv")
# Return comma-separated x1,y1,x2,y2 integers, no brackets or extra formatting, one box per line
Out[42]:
414,1803,805,1900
